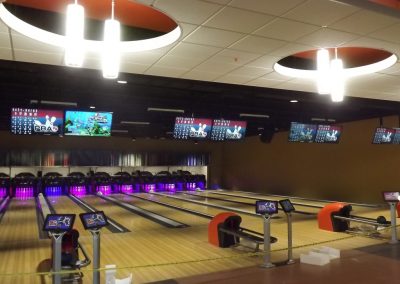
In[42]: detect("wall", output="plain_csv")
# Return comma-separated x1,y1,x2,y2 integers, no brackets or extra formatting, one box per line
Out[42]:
0,132,223,187
221,116,400,203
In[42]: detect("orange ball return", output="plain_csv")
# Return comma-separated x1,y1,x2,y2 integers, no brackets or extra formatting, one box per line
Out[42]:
318,202,351,232
208,212,239,247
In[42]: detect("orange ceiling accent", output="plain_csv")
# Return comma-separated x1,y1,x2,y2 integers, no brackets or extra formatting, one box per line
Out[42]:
293,47,392,68
369,0,400,10
6,0,177,33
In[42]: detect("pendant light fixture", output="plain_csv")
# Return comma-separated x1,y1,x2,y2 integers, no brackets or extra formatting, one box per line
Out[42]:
330,49,345,102
102,0,120,79
65,0,85,67
316,48,330,95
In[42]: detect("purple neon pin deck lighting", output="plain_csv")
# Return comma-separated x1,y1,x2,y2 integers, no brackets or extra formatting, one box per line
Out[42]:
97,185,112,195
0,187,7,198
144,184,156,192
15,186,34,199
69,185,87,196
115,184,134,194
44,186,63,196
186,182,196,190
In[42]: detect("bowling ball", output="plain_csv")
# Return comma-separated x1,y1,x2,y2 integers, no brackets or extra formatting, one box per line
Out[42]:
376,216,387,224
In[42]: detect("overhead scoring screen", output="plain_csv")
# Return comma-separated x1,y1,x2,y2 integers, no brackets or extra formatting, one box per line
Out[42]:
373,127,395,144
64,111,113,137
173,117,212,140
211,119,247,141
314,125,342,143
11,108,63,135
288,122,317,143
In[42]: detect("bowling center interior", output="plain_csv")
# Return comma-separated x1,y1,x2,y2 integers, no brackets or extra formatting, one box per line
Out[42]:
2,0,400,283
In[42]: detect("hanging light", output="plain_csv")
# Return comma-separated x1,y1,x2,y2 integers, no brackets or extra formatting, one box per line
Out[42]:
65,0,85,67
316,48,330,95
102,0,120,79
330,57,345,102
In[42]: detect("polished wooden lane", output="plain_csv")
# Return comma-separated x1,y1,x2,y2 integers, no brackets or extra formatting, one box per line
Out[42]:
111,193,210,227
0,198,51,284
78,195,163,232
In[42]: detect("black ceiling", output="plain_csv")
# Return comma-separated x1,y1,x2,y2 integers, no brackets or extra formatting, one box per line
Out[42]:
0,59,399,139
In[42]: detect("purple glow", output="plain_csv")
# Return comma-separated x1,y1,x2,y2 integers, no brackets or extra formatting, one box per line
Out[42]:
119,184,133,194
97,185,112,195
15,186,34,199
175,183,184,191
196,182,205,189
0,187,7,198
70,185,87,196
165,184,176,192
144,184,156,193
186,182,196,191
45,186,62,196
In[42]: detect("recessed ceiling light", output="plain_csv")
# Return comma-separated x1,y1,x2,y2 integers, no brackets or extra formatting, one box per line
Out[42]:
290,100,298,103
89,106,96,109
147,107,184,113
117,80,127,84
239,113,269,118
120,121,150,125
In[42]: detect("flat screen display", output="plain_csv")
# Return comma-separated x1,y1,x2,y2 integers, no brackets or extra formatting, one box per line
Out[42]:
11,108,63,135
279,199,295,213
391,128,400,145
43,214,75,232
211,119,247,141
372,127,395,144
173,117,212,140
314,125,342,143
79,211,108,230
255,200,278,215
382,192,400,202
288,122,317,143
64,111,113,137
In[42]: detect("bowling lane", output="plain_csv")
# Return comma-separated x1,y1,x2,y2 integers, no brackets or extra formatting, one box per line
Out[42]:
46,195,94,236
111,193,210,227
79,195,162,232
0,198,39,243
189,191,321,215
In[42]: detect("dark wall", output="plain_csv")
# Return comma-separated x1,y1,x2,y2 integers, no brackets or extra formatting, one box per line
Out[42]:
0,131,223,186
221,116,400,203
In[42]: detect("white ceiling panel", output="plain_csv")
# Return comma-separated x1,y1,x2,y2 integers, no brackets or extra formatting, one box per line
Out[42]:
155,0,222,25
255,18,319,42
204,7,274,33
211,49,261,65
120,62,149,74
268,43,313,57
11,33,64,54
192,59,239,74
369,23,400,44
156,54,206,69
229,0,306,16
343,37,398,53
215,74,253,84
123,51,164,65
246,55,282,69
246,77,285,88
14,50,63,66
284,0,359,27
183,27,245,48
0,32,11,48
181,69,221,81
0,20,10,33
145,65,190,77
296,28,357,48
167,42,221,59
228,65,272,77
330,10,399,35
230,35,286,54
202,0,231,5
274,81,316,93
0,47,12,60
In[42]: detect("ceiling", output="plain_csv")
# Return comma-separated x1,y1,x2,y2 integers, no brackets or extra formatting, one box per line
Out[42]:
1,0,400,138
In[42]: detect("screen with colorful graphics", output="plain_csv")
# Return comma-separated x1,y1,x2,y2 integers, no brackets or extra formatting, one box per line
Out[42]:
288,122,317,143
211,119,247,141
64,111,113,137
255,200,278,215
43,214,75,232
382,192,400,202
314,125,342,143
11,108,63,135
80,211,108,230
372,127,395,144
173,117,212,140
392,128,400,145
